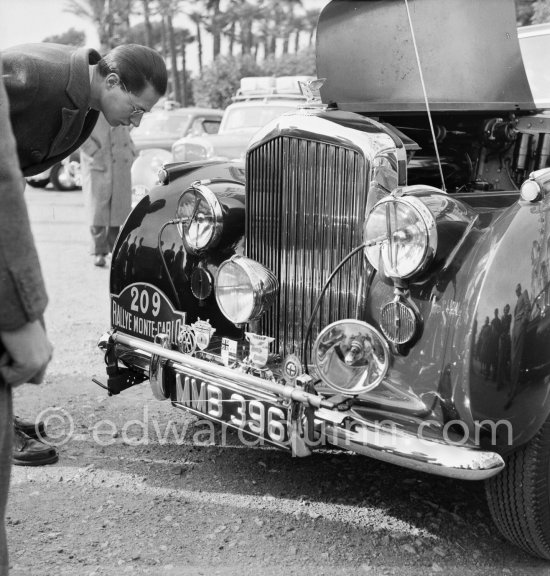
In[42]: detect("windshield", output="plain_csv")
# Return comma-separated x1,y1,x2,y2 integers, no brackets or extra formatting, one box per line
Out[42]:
132,113,192,138
519,32,550,108
222,105,296,132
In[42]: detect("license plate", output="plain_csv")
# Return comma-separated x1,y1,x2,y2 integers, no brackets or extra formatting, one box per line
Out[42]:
111,283,186,346
173,372,290,448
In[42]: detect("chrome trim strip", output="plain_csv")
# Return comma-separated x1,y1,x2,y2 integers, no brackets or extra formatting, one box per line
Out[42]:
103,331,333,409
324,423,505,481
100,331,506,481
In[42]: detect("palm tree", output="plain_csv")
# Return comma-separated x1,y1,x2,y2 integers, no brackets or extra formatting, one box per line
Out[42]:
304,8,321,46
292,14,305,54
191,0,224,58
189,11,204,72
140,0,154,47
64,0,111,51
178,28,195,105
64,0,135,50
157,0,183,103
278,0,302,55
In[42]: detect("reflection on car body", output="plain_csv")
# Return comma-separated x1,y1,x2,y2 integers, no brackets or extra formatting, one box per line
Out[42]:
99,0,550,560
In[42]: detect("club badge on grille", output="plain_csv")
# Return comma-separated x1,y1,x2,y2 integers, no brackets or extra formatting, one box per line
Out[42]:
191,318,216,350
245,333,274,368
282,354,303,384
177,324,197,354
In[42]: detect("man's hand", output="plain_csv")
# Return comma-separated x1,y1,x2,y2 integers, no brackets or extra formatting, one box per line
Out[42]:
0,320,53,386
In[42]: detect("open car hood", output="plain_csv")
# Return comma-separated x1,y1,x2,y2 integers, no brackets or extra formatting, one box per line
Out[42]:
316,0,537,114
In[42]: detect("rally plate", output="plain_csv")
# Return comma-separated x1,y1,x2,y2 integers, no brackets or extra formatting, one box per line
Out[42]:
111,283,185,346
172,371,290,449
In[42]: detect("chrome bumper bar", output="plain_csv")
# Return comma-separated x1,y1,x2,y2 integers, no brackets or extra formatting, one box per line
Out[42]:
99,331,505,481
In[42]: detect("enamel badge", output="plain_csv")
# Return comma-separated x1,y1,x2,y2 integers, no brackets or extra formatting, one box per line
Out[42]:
192,318,216,350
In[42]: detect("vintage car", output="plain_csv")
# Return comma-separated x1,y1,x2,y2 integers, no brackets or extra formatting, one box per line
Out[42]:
170,75,314,163
97,0,550,560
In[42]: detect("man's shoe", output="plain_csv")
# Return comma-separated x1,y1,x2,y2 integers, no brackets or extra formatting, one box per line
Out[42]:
14,416,45,440
94,255,106,267
13,428,58,466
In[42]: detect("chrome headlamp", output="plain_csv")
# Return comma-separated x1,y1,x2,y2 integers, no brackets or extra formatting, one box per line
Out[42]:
176,183,223,253
215,256,278,324
313,320,389,395
364,194,437,279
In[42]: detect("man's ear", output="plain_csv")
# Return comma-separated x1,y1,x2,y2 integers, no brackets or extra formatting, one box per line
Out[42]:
106,73,119,89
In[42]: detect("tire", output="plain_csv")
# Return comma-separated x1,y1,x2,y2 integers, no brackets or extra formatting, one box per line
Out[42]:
26,177,49,188
485,417,550,559
50,161,79,191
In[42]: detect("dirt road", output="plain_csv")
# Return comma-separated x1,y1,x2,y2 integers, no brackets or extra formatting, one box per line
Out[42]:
6,187,549,575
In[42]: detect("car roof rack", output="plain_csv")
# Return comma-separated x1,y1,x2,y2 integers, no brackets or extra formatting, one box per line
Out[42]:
232,76,315,102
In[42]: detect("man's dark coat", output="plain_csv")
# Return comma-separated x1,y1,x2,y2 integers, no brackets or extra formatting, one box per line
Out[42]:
2,43,101,176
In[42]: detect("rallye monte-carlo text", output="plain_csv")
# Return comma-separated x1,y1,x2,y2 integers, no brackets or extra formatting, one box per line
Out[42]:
98,0,550,559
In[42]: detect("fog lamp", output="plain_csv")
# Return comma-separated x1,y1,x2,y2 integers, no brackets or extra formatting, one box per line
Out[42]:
364,195,436,279
379,298,418,344
313,320,389,395
215,256,278,324
176,183,223,253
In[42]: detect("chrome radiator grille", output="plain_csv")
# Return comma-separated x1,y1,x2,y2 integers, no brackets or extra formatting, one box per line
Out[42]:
246,136,368,357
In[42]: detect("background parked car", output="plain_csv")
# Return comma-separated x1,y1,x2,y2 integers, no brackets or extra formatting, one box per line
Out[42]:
130,104,223,207
130,105,223,152
171,76,315,163
25,152,81,191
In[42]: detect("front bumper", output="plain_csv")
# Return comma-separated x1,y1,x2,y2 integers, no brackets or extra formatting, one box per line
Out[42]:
99,330,505,481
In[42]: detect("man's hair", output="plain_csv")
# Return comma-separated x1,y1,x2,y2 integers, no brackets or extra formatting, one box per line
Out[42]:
97,44,167,96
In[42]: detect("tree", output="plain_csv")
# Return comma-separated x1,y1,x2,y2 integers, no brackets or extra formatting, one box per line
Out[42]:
516,0,536,25
262,46,316,76
192,54,261,109
140,0,154,47
189,11,204,73
531,0,550,23
304,8,321,46
192,0,224,58
157,0,183,103
64,0,135,50
178,28,195,105
42,28,86,46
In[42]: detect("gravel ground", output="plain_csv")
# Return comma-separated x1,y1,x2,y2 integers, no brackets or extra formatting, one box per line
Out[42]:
6,187,550,575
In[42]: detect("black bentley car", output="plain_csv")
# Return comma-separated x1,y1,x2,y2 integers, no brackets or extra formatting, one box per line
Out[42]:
98,0,550,559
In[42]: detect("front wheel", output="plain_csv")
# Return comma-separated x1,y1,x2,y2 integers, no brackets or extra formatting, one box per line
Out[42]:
50,161,80,191
485,418,550,559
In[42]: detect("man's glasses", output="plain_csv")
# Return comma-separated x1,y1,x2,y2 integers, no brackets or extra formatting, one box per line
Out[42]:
119,80,145,118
